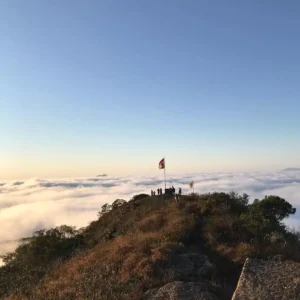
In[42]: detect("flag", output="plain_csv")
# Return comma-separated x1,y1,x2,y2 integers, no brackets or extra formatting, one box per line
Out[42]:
159,158,165,169
189,181,194,188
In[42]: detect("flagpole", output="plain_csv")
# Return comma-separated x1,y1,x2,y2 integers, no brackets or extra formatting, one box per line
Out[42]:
164,158,166,190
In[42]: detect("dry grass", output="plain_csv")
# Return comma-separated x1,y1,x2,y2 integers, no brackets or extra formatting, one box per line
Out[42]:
24,197,195,299
3,193,300,300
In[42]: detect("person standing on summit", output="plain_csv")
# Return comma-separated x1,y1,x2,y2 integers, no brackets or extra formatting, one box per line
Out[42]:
172,186,175,194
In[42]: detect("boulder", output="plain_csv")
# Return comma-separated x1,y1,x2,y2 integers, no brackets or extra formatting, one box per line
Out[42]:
232,258,300,300
166,252,213,281
143,281,220,300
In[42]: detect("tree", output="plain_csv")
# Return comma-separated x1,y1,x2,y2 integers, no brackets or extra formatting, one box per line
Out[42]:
0,225,82,298
112,199,126,209
201,192,249,215
251,196,296,223
229,192,249,206
98,203,112,217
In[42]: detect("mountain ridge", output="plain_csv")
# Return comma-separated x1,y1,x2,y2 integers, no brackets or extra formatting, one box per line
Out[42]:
281,168,300,172
0,192,299,299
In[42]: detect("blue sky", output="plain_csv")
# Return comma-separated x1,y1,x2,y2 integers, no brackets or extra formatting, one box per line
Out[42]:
1,0,300,179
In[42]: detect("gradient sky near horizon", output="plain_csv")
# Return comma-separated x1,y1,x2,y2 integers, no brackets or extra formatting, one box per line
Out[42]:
1,0,300,179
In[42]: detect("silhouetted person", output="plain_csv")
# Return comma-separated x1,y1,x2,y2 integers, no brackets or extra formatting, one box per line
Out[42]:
160,188,162,195
157,188,160,195
151,190,153,196
154,191,156,196
172,186,175,194
179,187,182,195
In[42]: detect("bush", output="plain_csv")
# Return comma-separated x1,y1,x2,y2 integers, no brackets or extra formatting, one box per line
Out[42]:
0,225,83,298
131,194,149,202
251,196,296,223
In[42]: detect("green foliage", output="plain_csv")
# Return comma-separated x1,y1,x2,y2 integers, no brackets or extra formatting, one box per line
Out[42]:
251,195,296,223
198,192,249,216
238,211,277,243
202,193,297,247
0,192,299,300
0,225,83,298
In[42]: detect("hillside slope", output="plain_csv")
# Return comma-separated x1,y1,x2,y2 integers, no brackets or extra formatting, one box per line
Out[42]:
1,192,299,300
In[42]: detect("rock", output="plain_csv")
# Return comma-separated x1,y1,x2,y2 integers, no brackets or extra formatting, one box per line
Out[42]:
166,253,213,281
142,281,220,300
232,258,300,300
104,230,122,240
112,231,122,238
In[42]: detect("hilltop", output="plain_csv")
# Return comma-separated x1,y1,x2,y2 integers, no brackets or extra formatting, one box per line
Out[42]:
0,192,299,299
281,168,300,172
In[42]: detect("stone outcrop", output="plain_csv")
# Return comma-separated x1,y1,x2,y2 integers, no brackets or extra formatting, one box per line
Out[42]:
166,252,213,281
142,281,220,300
142,251,217,299
232,258,300,300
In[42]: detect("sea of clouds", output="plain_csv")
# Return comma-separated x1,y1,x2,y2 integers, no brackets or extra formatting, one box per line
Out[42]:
1,171,300,264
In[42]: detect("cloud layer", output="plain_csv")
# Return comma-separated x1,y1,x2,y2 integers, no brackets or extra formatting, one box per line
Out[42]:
1,171,300,259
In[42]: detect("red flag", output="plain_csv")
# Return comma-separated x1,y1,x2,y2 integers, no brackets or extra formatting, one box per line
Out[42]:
159,158,165,169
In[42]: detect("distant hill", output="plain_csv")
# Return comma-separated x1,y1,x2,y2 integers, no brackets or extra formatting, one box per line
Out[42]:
0,192,299,299
281,168,300,172
96,174,108,177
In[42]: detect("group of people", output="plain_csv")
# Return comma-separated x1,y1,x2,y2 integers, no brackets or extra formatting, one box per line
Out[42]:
167,186,182,195
150,186,182,196
151,188,163,196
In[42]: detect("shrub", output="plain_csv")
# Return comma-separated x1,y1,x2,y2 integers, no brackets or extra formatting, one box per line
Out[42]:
131,194,150,202
0,225,83,298
251,196,296,223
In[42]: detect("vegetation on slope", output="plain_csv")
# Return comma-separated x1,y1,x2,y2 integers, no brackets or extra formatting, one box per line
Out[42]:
0,192,299,299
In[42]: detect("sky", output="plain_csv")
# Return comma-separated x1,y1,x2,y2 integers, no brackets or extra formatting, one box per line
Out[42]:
1,1,300,179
